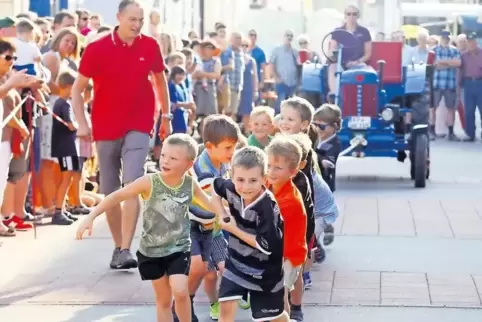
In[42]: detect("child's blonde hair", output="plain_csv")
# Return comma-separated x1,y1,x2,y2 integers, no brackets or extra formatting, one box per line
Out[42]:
265,137,302,170
288,133,312,162
164,134,199,161
250,105,275,121
231,146,267,175
236,134,248,150
314,104,342,130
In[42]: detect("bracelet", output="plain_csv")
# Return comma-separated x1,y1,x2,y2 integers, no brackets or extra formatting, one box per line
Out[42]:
161,113,173,120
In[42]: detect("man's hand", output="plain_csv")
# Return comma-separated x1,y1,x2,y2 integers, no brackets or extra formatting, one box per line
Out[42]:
5,70,38,89
159,117,172,140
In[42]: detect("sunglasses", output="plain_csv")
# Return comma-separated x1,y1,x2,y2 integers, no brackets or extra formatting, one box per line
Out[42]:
241,44,249,48
81,17,89,21
1,54,17,62
299,41,307,45
345,12,358,16
249,33,257,37
285,34,293,38
315,123,332,131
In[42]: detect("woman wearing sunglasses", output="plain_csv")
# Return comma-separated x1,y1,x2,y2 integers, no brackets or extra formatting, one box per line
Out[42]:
327,4,372,98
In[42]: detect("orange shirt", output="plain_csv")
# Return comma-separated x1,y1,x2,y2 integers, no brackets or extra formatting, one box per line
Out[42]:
270,180,307,266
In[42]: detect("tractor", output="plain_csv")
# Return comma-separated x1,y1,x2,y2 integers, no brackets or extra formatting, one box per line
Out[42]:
301,29,431,188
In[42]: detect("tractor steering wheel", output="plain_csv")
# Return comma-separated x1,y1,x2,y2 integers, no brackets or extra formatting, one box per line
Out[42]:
321,29,358,64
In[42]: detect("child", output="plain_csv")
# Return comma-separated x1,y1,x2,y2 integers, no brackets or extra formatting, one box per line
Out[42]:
212,146,288,322
193,39,221,135
247,106,274,149
169,66,193,134
76,134,223,322
277,96,317,321
179,115,239,322
289,133,339,289
166,52,186,70
313,104,342,194
12,19,42,76
313,104,341,251
265,137,307,316
50,70,83,226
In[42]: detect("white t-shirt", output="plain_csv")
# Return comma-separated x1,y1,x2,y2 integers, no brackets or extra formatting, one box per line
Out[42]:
13,38,41,66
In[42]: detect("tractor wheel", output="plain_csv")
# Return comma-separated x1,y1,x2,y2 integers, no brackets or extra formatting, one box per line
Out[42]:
413,134,429,188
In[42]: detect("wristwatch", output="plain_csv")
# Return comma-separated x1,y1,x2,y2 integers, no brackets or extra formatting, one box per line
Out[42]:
161,113,173,120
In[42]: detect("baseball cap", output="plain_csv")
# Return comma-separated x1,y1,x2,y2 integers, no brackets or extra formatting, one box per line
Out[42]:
0,16,16,29
440,30,451,39
467,32,478,41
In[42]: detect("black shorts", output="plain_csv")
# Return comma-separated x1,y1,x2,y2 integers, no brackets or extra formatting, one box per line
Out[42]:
218,277,285,321
137,250,191,281
57,156,85,172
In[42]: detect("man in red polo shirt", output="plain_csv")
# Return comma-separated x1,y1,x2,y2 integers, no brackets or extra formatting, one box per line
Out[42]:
72,0,171,269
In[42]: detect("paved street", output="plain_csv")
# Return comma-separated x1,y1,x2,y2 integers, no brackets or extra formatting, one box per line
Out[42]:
1,139,482,322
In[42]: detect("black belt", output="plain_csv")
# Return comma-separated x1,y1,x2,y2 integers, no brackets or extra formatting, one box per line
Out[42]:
464,77,482,81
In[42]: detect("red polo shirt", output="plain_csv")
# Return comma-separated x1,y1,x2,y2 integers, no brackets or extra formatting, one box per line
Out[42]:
79,29,165,141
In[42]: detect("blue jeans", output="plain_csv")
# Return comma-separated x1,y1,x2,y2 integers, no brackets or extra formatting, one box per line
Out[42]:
463,79,482,139
275,83,297,114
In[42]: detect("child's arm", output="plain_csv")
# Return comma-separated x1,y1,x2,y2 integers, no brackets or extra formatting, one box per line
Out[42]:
192,179,226,217
203,60,222,80
76,175,152,239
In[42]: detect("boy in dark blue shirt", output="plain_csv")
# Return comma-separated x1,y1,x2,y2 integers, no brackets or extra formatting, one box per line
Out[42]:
50,70,83,226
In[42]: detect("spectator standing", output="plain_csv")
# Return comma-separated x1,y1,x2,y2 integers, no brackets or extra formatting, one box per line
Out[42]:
429,30,461,141
72,0,171,269
76,9,91,36
247,29,266,86
225,32,245,119
460,32,482,142
40,11,77,54
238,38,258,132
270,30,299,113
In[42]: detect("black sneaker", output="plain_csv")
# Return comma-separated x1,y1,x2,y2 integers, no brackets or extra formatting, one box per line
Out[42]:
463,137,475,142
51,212,74,225
70,206,90,215
314,243,326,264
447,133,460,141
65,212,78,222
290,308,304,321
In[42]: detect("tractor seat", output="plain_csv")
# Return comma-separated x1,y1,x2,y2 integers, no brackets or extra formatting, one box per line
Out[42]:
368,42,403,84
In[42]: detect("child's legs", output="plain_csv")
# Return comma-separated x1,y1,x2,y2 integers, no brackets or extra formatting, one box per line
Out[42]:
152,276,173,322
167,252,191,322
55,165,74,209
218,277,244,322
68,171,83,207
204,233,228,302
188,229,213,295
284,260,302,313
290,266,304,307
39,160,56,210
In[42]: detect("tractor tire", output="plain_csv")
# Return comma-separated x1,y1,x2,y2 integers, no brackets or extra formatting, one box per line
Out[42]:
413,134,429,188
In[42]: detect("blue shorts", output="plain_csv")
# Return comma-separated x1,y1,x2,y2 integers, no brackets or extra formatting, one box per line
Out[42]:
13,64,36,76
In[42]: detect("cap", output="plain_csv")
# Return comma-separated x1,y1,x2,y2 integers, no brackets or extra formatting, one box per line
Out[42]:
467,32,477,40
440,30,451,38
0,16,16,29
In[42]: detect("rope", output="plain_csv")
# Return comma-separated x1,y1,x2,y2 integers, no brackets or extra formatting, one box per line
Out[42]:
0,96,29,129
28,95,70,128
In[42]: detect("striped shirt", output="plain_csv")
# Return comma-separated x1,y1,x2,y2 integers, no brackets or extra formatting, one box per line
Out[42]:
189,149,229,236
270,45,299,87
213,178,284,292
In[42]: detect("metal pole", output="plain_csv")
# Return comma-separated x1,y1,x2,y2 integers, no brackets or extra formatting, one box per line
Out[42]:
199,0,205,37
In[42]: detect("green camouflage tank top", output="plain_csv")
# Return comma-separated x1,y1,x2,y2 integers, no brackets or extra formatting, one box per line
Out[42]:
139,173,193,257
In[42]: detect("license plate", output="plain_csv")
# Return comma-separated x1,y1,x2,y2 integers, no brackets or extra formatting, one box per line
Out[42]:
348,116,371,130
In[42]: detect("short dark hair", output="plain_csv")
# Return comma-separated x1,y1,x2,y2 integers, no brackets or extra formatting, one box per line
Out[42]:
215,22,226,30
202,115,240,145
170,65,186,80
207,31,218,38
34,18,50,27
57,69,77,87
0,39,16,55
53,11,76,26
190,40,200,48
181,48,193,58
118,0,141,12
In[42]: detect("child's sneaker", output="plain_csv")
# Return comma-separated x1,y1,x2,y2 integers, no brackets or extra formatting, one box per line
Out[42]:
323,224,335,246
290,307,304,321
70,205,91,215
303,272,312,290
238,294,250,310
314,243,326,264
209,301,220,320
51,211,74,225
2,215,32,230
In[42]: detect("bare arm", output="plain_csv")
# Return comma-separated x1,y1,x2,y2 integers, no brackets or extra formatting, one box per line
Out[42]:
43,52,60,94
72,73,91,130
88,176,151,222
359,41,372,63
151,71,170,115
204,59,222,80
